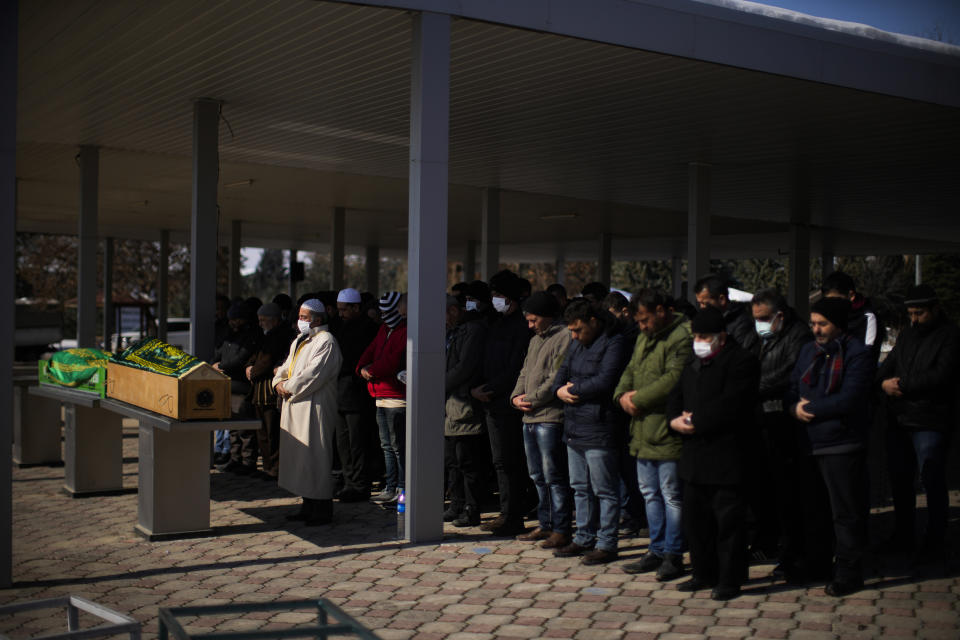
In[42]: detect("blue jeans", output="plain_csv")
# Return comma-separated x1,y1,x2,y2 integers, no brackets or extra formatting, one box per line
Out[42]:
522,422,572,534
888,427,949,545
376,406,405,491
214,429,230,454
567,444,620,552
636,458,684,555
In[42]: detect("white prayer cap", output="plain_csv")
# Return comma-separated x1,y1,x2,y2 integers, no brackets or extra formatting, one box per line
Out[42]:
337,288,362,304
301,298,326,314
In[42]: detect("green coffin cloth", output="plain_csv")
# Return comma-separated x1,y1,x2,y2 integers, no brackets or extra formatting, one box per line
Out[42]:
111,338,204,378
47,348,112,387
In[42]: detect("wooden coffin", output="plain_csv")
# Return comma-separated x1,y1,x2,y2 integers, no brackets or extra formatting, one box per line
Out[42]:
106,361,231,420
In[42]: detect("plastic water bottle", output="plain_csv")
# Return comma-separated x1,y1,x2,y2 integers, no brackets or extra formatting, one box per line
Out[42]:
396,491,406,540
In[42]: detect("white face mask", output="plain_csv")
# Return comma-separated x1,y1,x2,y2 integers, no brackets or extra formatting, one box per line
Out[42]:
693,336,719,359
492,296,509,314
297,319,312,334
755,320,774,339
465,300,478,312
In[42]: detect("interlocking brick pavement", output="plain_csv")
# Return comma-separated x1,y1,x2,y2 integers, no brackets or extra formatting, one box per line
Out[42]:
1,425,958,639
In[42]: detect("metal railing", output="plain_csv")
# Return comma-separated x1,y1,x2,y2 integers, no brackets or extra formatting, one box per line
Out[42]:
157,599,379,640
0,596,140,640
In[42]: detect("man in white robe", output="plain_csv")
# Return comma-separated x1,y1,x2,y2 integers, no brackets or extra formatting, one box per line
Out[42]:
273,299,343,525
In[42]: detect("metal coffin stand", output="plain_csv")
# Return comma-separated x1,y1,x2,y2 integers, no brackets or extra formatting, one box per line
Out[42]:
13,375,62,467
28,385,124,496
99,397,259,541
158,599,379,640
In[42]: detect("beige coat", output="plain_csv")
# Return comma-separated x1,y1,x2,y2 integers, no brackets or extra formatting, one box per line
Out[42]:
272,326,342,499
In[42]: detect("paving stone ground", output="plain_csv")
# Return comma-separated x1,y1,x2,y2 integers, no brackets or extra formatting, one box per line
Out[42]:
1,424,958,639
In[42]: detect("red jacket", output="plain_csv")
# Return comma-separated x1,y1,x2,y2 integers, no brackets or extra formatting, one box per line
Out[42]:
356,321,406,399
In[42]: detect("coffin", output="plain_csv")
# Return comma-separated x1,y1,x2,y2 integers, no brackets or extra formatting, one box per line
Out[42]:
106,361,231,420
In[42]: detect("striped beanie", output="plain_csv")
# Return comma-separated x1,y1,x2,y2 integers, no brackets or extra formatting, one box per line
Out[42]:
379,291,402,328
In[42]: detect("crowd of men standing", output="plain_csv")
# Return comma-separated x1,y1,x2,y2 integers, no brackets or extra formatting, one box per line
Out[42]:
207,267,958,603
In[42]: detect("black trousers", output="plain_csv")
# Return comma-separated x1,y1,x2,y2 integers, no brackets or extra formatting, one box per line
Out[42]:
255,403,281,476
486,409,529,521
803,451,869,583
336,410,370,493
683,481,748,588
445,434,485,511
750,411,805,562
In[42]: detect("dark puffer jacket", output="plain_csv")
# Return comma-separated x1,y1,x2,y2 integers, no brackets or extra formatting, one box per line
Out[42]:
480,310,532,415
786,334,875,455
550,329,629,449
445,316,487,436
876,313,960,433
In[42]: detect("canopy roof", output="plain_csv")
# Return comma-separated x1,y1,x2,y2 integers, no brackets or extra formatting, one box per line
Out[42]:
15,0,960,261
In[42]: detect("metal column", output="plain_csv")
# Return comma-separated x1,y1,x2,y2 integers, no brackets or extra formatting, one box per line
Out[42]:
189,99,220,363
481,188,500,280
228,220,242,300
672,256,683,300
157,230,169,342
366,245,380,294
598,232,612,286
462,241,476,283
77,146,99,348
789,209,811,320
687,163,711,303
288,249,298,300
103,237,114,350
406,11,450,543
331,207,345,290
555,250,566,286
0,0,18,588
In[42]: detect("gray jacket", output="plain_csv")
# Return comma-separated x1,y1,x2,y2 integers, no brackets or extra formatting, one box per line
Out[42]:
510,322,571,424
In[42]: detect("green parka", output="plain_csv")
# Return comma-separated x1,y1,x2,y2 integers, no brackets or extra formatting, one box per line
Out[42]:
613,314,692,460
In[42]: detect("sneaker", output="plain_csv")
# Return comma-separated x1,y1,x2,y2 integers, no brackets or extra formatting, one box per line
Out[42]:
452,508,480,527
655,553,684,582
443,504,464,522
582,549,619,565
622,551,663,574
553,542,594,558
370,488,398,504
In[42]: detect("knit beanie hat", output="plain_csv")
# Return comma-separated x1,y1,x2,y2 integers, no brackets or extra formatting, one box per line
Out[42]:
256,303,281,318
811,297,850,331
379,291,402,328
904,284,938,308
522,291,560,318
488,270,524,302
691,306,725,334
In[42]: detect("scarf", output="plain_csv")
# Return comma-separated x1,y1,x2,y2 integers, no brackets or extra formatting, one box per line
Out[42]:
800,337,845,395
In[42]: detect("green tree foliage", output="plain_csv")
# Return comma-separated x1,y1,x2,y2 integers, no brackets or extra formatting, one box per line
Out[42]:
242,248,287,302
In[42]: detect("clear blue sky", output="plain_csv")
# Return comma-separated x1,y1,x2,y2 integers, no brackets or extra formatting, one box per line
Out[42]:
753,0,960,40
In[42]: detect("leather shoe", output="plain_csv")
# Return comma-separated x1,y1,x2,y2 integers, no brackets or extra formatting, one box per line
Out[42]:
452,508,480,527
480,515,506,532
824,580,863,597
553,542,594,558
711,585,741,601
677,578,715,592
622,552,663,574
491,520,526,537
582,549,618,565
541,532,571,549
517,527,551,542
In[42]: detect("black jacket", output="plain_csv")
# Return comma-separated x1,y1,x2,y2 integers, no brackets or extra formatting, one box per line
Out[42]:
333,315,380,412
214,324,262,395
248,324,295,405
480,310,532,413
877,313,960,433
445,316,488,436
551,329,630,449
666,341,760,485
724,301,760,353
786,334,875,455
755,308,813,405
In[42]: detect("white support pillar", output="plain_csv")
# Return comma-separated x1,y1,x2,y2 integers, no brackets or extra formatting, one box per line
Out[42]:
157,230,169,342
672,256,683,300
228,220,242,300
481,187,500,280
406,10,449,543
1,0,17,588
288,249,298,300
463,241,476,283
103,237,114,350
77,146,99,348
331,206,345,290
598,232,612,287
789,209,811,321
190,98,221,363
687,163,711,304
366,245,380,294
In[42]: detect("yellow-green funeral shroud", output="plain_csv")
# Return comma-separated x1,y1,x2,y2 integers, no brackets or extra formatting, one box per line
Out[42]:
110,338,204,378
